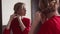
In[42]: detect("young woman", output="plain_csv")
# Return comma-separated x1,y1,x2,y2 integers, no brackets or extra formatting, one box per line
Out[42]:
37,0,60,34
3,2,31,34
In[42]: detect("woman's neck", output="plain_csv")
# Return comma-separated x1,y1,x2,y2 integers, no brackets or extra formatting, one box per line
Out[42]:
47,10,60,19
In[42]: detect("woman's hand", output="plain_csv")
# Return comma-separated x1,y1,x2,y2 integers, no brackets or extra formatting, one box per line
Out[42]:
41,13,47,24
17,16,26,31
34,11,47,24
34,11,42,22
6,14,16,29
29,11,41,34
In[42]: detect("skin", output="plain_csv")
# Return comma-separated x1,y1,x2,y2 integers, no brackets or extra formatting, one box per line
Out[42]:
16,5,26,16
29,11,41,34
29,10,47,34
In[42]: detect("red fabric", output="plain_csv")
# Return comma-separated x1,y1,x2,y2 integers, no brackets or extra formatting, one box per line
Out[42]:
3,18,30,34
37,16,60,34
3,29,10,34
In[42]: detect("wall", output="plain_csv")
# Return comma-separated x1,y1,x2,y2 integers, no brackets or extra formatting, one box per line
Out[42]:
30,0,40,34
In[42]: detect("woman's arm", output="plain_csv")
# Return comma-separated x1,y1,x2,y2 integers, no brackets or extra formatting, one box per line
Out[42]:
3,14,16,34
29,11,41,34
6,14,16,29
18,16,26,31
29,11,47,34
17,16,31,33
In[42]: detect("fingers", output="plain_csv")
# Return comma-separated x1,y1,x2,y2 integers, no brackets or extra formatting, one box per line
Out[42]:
34,12,41,22
34,11,47,24
40,13,47,24
6,14,16,29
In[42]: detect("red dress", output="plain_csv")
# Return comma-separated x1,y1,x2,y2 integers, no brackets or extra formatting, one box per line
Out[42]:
3,17,31,34
37,16,60,34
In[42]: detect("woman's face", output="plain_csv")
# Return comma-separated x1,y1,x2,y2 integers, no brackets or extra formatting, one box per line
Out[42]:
17,5,26,16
